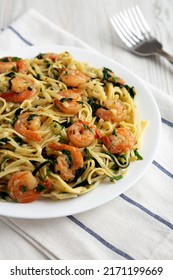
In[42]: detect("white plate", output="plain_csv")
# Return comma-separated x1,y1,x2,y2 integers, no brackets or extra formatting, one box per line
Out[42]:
0,45,161,219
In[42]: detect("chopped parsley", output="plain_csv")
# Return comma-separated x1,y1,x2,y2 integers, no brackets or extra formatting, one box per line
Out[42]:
109,175,123,182
103,67,113,80
134,149,143,160
62,150,73,168
32,160,54,176
120,84,136,98
13,135,25,146
0,138,10,145
35,184,46,192
83,124,93,133
13,107,23,125
12,57,21,61
60,97,73,103
35,53,44,59
27,114,38,121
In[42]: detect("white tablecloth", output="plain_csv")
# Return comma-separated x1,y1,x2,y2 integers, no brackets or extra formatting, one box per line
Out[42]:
0,9,173,260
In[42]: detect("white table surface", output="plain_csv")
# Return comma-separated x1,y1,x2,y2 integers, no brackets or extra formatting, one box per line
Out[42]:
0,0,173,96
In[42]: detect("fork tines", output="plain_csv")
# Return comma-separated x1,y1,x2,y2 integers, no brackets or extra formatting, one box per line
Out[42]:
110,5,152,48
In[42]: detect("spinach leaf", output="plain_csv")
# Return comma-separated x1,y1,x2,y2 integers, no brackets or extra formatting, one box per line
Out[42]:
0,138,10,145
134,149,143,160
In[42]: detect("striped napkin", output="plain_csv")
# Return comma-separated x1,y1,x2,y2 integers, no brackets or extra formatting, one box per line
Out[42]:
0,9,173,260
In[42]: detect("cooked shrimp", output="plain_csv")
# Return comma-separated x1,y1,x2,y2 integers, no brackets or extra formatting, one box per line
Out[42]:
14,112,42,143
96,99,127,123
48,142,84,181
0,57,27,74
54,89,83,115
7,171,39,203
67,120,101,148
102,128,135,154
60,69,90,87
1,77,36,103
41,52,61,62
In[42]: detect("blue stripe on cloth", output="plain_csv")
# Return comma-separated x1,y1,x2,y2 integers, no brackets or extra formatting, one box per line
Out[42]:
8,26,33,46
153,160,173,180
162,117,173,128
120,194,173,230
68,215,134,260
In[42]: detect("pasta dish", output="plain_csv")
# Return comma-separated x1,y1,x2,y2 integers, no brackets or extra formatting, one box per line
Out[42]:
0,51,146,203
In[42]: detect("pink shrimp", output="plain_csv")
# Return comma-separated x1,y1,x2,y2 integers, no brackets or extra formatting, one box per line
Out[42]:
0,57,27,74
14,112,42,143
60,69,90,87
48,142,84,181
102,128,136,154
54,89,83,115
67,120,101,148
96,99,127,123
7,171,40,203
1,77,36,103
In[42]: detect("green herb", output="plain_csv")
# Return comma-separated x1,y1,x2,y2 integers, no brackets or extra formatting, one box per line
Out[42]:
109,175,123,182
44,59,52,66
74,166,86,181
84,148,92,160
73,179,90,188
50,120,62,136
35,184,46,192
58,135,68,143
61,120,73,128
0,156,10,171
35,53,43,59
134,149,143,160
12,57,21,61
13,135,25,145
112,129,117,136
32,160,54,176
103,67,113,80
0,138,10,145
11,66,17,72
88,98,102,115
13,107,23,125
35,74,41,80
111,76,119,83
105,151,129,169
64,71,68,76
27,114,38,121
60,97,73,103
83,124,93,133
121,84,136,98
0,57,9,62
5,72,16,78
21,186,27,192
62,150,73,168
0,192,9,200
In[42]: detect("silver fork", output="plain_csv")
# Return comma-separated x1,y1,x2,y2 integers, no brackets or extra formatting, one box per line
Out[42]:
110,5,173,64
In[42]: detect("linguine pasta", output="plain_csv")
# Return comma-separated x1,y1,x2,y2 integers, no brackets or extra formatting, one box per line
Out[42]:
0,52,146,203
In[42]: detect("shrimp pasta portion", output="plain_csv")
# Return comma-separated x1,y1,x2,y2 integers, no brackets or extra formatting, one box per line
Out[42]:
0,52,146,203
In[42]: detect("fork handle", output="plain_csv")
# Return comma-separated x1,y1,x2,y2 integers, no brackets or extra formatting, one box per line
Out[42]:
156,48,173,64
